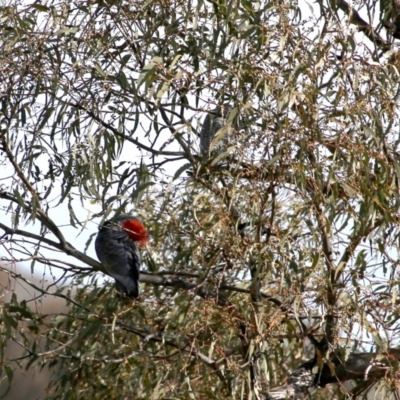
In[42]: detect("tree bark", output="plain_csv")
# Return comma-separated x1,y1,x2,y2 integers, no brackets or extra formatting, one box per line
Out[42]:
266,349,400,399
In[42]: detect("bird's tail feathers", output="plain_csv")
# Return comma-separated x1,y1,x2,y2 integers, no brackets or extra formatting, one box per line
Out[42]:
113,275,139,298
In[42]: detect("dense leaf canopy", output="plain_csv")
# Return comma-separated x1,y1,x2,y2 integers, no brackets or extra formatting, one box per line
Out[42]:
1,0,400,399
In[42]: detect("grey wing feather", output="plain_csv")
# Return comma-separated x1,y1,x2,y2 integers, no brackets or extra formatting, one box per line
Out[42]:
95,222,140,298
200,104,232,155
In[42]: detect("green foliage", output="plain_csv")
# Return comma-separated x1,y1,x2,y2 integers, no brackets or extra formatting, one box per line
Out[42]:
1,0,400,399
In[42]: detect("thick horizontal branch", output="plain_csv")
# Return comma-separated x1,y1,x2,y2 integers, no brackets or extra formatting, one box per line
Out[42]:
335,0,391,51
0,221,284,309
266,349,400,399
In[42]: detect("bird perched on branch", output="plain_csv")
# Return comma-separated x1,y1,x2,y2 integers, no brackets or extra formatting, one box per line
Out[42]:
200,103,232,155
95,215,149,298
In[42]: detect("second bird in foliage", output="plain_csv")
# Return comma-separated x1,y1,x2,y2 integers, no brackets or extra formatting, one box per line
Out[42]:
200,103,233,155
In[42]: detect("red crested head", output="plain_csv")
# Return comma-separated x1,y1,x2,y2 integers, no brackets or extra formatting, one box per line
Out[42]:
120,218,149,248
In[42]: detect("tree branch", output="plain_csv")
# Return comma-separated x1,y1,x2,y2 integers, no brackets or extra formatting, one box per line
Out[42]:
266,348,400,399
67,100,185,157
333,0,391,51
0,220,287,311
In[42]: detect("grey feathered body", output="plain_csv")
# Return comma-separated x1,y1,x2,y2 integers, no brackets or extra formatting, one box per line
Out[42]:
200,104,232,155
95,219,141,298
